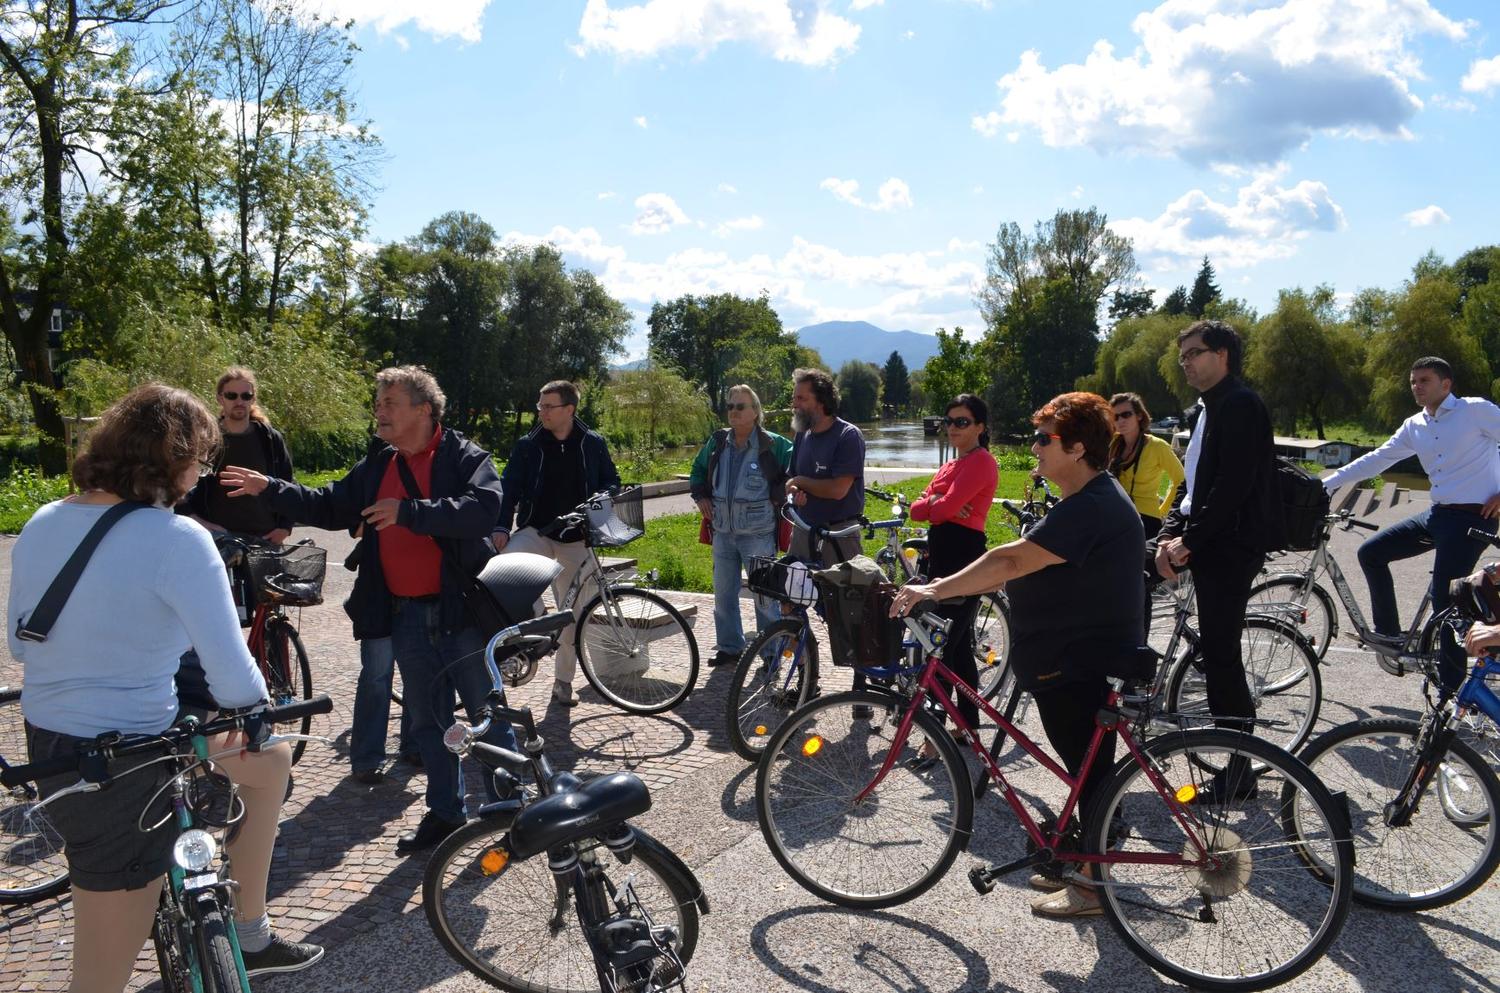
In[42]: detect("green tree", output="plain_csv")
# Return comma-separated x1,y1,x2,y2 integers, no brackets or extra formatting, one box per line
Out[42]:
881,350,911,412
724,340,823,416
1411,249,1447,284
1348,286,1396,337
1187,256,1221,317
837,360,882,422
1246,287,1367,438
1078,311,1190,418
1108,287,1155,322
979,207,1137,327
1365,278,1490,428
1160,286,1189,316
602,366,715,445
920,328,986,414
984,276,1100,429
647,293,785,414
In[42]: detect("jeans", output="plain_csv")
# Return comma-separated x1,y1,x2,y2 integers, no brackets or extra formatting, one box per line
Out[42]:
390,600,518,822
349,637,414,773
1358,504,1496,687
711,529,778,655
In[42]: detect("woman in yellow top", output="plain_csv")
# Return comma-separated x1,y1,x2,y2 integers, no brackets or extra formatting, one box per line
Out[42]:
1108,392,1184,540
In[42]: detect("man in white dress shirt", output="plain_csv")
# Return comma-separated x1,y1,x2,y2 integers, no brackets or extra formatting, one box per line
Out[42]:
1320,356,1500,686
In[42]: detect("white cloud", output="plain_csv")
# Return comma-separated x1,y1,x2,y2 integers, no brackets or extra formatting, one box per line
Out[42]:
1430,92,1477,111
298,0,493,44
576,0,862,66
1070,185,1084,199
1111,167,1346,269
850,0,883,9
717,182,738,194
633,115,649,128
819,176,913,211
973,0,1472,165
598,191,618,200
1403,204,1449,227
714,215,765,237
1461,55,1500,95
501,225,628,266
902,29,915,41
631,192,691,234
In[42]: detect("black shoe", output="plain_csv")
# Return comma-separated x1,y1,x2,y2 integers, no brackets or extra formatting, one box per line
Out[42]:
352,768,385,785
242,934,325,977
1190,766,1261,806
399,751,423,768
1363,631,1406,651
708,650,739,668
851,705,875,720
396,811,465,854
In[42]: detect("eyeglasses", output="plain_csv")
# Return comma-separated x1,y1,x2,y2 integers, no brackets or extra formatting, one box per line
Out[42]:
943,416,975,428
726,402,751,412
1031,432,1062,447
197,459,217,477
221,391,254,401
536,402,571,412
1177,346,1212,366
1113,410,1135,421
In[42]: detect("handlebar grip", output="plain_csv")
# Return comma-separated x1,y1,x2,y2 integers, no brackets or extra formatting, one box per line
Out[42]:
1348,518,1380,532
0,751,80,788
0,686,20,705
867,487,896,502
1000,500,1022,519
260,694,334,726
1469,527,1500,548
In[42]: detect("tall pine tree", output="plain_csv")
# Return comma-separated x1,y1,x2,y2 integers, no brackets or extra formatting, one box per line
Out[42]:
1161,286,1189,315
1187,256,1221,317
881,350,911,413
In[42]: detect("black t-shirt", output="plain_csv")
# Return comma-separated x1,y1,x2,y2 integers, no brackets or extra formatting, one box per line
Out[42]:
1006,473,1145,690
531,428,587,540
203,428,275,535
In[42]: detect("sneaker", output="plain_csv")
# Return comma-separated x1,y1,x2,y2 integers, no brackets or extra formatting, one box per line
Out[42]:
708,650,739,668
552,680,581,708
396,811,465,854
1028,872,1069,893
351,768,385,785
1030,883,1102,918
1362,631,1406,652
242,934,325,977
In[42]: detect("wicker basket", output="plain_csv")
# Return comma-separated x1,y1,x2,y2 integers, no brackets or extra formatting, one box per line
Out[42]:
246,543,327,607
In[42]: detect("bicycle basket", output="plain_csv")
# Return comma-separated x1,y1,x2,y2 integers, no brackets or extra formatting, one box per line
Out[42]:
587,486,646,548
746,555,818,606
246,543,327,607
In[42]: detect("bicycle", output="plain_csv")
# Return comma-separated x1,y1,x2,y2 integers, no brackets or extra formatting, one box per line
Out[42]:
0,683,69,904
0,695,333,993
753,602,1354,992
424,611,708,993
215,535,325,763
537,487,700,714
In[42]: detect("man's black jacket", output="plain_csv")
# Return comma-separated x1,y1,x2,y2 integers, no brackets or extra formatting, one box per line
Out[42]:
181,419,296,531
261,427,501,639
1162,376,1285,557
496,417,620,535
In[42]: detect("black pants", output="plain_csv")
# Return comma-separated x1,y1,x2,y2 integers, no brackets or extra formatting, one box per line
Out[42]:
1191,550,1265,728
1033,679,1117,827
1139,515,1162,642
928,523,988,731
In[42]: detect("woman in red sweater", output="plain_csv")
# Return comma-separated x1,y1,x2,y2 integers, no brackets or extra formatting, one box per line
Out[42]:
912,394,999,740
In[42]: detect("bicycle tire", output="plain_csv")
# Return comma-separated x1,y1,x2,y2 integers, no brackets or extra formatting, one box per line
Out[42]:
576,587,699,715
195,903,243,993
1163,616,1322,761
1296,716,1500,910
972,592,1013,703
265,618,314,764
1444,707,1500,824
756,689,973,910
424,818,700,993
725,618,814,761
0,783,70,904
1088,729,1353,992
1247,574,1336,661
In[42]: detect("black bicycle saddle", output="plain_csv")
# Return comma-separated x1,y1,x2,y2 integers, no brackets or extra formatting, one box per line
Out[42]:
507,771,652,860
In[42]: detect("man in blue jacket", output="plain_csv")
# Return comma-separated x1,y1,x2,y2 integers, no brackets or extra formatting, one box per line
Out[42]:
221,366,513,853
493,380,621,707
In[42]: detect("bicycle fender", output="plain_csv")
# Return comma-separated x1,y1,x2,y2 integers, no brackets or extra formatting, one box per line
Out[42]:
629,827,711,915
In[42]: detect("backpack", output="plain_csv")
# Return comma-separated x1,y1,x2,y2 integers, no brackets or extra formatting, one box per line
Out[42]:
1272,457,1330,552
811,555,905,668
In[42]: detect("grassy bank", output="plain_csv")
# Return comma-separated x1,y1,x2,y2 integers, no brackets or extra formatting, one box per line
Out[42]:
630,472,1031,594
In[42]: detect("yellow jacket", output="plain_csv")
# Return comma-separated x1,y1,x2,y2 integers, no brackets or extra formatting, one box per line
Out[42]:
1115,433,1185,520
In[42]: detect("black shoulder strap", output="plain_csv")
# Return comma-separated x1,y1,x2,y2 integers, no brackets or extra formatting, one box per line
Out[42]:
16,501,152,643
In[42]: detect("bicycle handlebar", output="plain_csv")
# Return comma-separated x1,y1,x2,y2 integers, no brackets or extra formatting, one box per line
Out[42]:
781,497,863,541
0,685,19,706
1470,527,1500,549
0,694,335,788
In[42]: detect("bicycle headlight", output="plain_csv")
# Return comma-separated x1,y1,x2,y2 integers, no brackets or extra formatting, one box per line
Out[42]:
173,829,218,872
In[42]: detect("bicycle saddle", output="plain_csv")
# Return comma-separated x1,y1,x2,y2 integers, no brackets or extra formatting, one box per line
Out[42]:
508,771,652,860
475,552,563,623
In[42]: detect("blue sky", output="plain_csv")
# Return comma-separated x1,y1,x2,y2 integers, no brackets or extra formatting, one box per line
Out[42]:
313,0,1500,357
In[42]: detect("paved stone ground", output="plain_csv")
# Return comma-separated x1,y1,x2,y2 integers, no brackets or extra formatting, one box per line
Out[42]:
2,486,1497,993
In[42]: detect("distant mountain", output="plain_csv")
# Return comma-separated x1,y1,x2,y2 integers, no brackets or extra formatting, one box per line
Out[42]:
794,321,941,371
610,356,652,372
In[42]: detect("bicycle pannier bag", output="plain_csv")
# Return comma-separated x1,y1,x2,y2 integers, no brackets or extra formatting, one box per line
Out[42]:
1273,456,1329,552
812,555,904,668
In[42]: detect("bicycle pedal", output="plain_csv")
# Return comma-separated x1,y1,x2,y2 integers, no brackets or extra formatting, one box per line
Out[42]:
968,864,997,895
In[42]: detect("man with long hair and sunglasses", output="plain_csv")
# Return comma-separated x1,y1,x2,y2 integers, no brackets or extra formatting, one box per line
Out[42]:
1154,320,1283,803
180,367,295,545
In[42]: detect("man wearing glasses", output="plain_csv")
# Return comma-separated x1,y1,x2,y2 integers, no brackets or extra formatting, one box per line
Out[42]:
494,380,621,708
1155,320,1283,802
181,367,295,544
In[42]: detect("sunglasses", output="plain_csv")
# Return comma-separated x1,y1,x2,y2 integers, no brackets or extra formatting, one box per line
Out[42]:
1031,432,1062,447
942,416,975,428
726,402,752,412
1114,410,1135,421
221,391,254,401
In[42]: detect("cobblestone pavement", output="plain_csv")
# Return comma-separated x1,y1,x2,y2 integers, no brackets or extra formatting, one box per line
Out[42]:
2,490,1497,993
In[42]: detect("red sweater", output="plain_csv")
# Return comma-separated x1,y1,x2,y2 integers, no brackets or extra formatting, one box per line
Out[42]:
377,427,445,597
910,448,998,532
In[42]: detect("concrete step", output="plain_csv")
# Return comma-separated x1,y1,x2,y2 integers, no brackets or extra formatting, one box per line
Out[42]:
598,556,637,573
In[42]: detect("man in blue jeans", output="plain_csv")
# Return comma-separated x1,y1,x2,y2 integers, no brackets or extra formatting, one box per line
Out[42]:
222,366,512,852
1320,356,1500,687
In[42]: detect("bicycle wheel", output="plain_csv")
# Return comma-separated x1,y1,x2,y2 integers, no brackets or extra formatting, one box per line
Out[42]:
1444,707,1499,824
0,783,69,904
265,618,314,764
425,819,700,993
195,904,242,993
576,588,699,714
1296,716,1500,910
756,689,973,909
1164,617,1322,761
973,592,1013,703
152,899,194,993
725,618,813,761
1088,729,1352,992
1247,575,1335,661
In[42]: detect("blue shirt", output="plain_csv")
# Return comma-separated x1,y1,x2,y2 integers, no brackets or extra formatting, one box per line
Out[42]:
9,502,267,737
1322,393,1500,505
791,418,866,526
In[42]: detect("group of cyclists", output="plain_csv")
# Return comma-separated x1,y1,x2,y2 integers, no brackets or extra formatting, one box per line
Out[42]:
7,317,1499,990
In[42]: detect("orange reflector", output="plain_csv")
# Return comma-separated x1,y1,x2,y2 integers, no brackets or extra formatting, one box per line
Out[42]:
755,725,768,736
984,650,997,666
1175,784,1197,804
781,649,794,661
480,849,509,875
802,735,824,757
